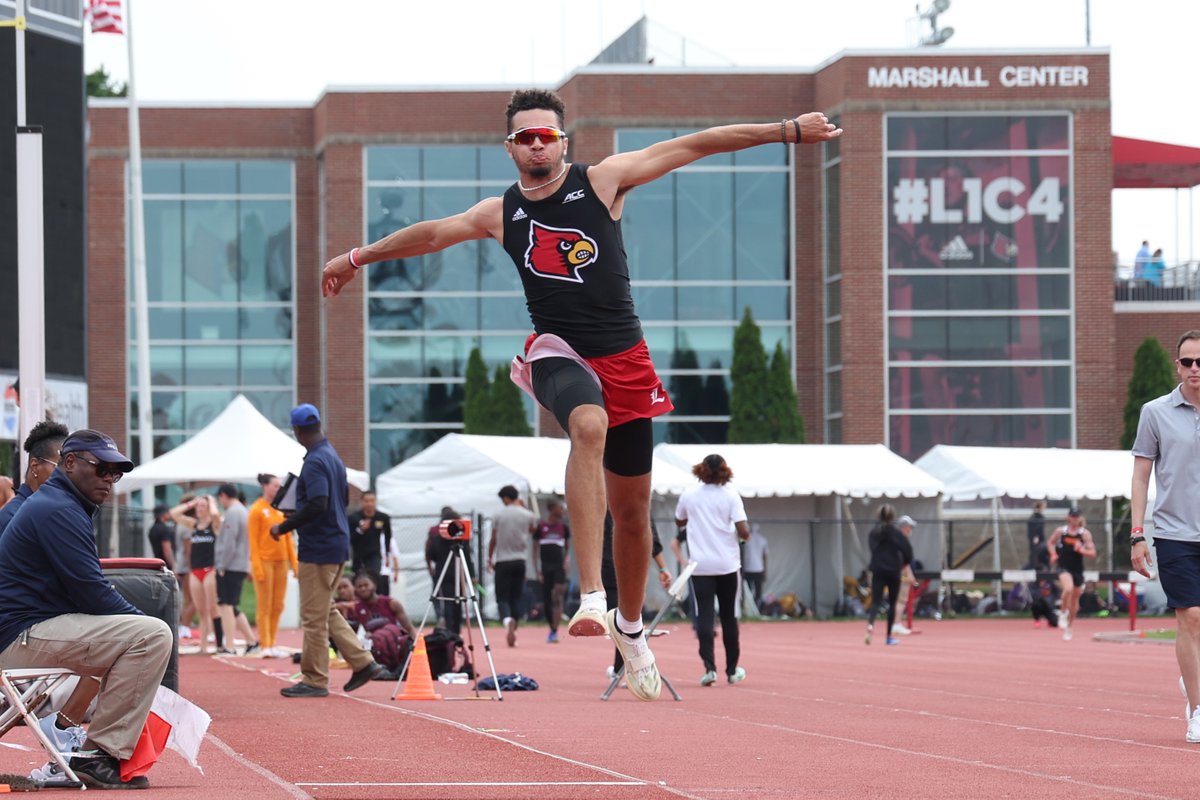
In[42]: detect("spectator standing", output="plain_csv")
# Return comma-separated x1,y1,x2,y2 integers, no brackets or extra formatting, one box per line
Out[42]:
425,506,475,635
248,473,296,658
215,483,257,655
740,524,769,610
347,490,395,594
1026,500,1047,569
147,504,176,572
674,453,750,686
170,493,221,655
1131,329,1200,743
487,485,537,647
1146,248,1167,288
271,403,383,697
865,504,913,646
532,497,571,643
1134,239,1152,281
890,515,918,636
0,429,170,789
0,420,69,536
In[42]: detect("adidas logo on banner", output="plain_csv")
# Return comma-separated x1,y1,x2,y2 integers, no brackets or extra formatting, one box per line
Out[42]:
511,208,527,222
939,235,973,261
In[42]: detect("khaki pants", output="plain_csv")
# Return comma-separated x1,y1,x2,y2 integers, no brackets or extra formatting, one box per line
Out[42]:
0,614,171,760
298,562,373,688
255,560,289,650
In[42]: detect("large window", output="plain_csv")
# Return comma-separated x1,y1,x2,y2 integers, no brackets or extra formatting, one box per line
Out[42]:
885,113,1073,459
618,129,793,445
127,160,295,486
823,125,842,443
365,146,533,477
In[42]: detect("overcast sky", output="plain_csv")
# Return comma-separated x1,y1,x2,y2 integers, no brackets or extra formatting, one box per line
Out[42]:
82,0,1200,265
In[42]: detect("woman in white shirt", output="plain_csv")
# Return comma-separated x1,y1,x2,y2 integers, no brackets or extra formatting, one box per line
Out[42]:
673,453,750,686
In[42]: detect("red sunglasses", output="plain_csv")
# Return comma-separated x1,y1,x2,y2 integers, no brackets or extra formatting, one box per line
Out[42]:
506,126,566,146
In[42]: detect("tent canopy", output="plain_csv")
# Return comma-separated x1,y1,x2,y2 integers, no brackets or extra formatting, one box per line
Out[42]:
653,443,944,499
914,444,1140,503
1113,135,1200,189
374,433,695,518
118,394,369,494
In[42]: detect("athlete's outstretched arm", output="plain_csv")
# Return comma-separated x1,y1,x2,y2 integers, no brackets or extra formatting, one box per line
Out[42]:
589,113,842,201
323,196,503,297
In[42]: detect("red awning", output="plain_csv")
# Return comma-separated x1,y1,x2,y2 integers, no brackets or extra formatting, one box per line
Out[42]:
1113,135,1200,189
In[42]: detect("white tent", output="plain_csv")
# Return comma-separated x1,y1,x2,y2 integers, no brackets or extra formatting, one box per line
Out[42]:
374,434,696,616
913,445,1158,605
653,444,945,616
118,394,370,495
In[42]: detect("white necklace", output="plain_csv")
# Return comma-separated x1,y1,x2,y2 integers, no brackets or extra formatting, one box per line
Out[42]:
519,162,568,193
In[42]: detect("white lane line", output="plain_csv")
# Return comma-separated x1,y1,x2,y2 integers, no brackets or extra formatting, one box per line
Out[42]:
298,781,643,787
205,731,315,800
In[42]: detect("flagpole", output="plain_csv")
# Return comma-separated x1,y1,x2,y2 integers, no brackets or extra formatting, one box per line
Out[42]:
14,0,47,479
125,0,155,551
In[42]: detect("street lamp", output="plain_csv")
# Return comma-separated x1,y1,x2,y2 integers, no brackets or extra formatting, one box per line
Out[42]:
917,0,955,47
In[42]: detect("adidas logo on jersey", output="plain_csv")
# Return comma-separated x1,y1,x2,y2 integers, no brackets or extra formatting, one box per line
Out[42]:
511,208,528,222
939,235,973,261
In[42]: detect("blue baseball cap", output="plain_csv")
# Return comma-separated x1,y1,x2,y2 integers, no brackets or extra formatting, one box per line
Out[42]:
59,429,135,471
289,403,321,427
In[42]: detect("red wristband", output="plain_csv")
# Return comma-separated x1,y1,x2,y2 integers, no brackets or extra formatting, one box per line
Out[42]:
1131,527,1144,534
348,247,363,269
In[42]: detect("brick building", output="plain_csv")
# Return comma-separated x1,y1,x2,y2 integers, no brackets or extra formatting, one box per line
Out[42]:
83,47,1199,498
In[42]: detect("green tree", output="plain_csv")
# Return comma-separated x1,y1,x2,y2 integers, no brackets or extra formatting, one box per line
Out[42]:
766,342,805,443
86,66,126,98
489,365,533,436
1121,336,1176,449
698,363,730,443
462,347,492,434
728,308,771,442
668,337,705,443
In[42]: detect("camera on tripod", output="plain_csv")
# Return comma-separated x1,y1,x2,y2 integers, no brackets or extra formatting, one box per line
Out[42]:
438,518,472,542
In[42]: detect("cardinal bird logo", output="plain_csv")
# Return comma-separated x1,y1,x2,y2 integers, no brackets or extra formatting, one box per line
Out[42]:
523,221,598,283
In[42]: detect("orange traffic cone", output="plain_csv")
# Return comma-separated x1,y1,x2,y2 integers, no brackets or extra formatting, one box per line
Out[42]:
397,635,442,700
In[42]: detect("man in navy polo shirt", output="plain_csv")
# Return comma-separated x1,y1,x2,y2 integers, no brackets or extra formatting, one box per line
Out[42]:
271,404,382,697
0,429,171,788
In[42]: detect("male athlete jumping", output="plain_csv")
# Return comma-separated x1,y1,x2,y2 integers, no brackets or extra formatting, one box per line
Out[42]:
322,89,840,700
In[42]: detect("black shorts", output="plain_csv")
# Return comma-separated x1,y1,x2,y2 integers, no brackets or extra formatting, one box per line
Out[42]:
217,570,247,606
1058,568,1084,590
1154,538,1200,609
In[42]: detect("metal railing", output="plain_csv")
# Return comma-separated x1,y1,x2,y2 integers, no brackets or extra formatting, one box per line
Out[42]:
1114,260,1200,302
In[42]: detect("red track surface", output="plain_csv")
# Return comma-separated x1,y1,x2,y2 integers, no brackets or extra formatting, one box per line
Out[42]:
2,617,1196,799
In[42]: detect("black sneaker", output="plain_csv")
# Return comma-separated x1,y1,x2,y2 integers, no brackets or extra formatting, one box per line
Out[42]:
280,682,329,698
343,662,385,693
71,752,150,789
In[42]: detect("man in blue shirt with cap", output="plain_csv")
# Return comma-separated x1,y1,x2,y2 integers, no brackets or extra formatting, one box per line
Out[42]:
0,429,172,789
271,404,383,697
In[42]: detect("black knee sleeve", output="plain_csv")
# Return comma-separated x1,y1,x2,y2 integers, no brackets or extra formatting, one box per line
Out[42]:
603,418,653,477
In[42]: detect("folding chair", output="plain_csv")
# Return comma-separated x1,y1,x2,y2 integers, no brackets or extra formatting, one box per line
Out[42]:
601,560,698,701
0,668,84,787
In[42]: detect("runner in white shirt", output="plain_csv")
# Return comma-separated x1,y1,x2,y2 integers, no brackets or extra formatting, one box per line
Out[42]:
674,453,750,687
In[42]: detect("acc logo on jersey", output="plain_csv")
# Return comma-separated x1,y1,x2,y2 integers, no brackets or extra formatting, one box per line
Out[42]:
523,220,598,283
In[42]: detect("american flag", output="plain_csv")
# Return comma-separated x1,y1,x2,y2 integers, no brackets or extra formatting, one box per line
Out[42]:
86,0,124,35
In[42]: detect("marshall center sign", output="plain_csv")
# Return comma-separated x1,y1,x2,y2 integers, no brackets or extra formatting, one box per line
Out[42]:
868,64,1090,89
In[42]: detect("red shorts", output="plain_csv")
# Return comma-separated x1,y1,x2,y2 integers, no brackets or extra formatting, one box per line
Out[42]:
583,340,674,428
192,566,215,583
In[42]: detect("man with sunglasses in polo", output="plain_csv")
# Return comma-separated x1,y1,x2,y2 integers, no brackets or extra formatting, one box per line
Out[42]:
321,89,841,701
0,429,172,788
1131,330,1200,744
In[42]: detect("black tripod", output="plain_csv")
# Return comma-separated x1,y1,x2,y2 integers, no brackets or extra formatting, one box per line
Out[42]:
393,539,502,700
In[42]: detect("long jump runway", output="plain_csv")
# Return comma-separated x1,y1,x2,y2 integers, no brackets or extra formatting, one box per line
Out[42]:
1,618,1195,798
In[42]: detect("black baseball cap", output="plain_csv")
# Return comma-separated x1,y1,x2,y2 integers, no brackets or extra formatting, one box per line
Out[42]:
1068,505,1082,516
59,429,135,472
153,504,169,517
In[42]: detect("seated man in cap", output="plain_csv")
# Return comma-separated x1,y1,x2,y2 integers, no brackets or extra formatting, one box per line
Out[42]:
0,429,172,789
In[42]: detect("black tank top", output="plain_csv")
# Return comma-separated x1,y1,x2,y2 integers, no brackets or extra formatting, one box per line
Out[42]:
190,524,216,570
1056,527,1084,573
502,164,642,358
